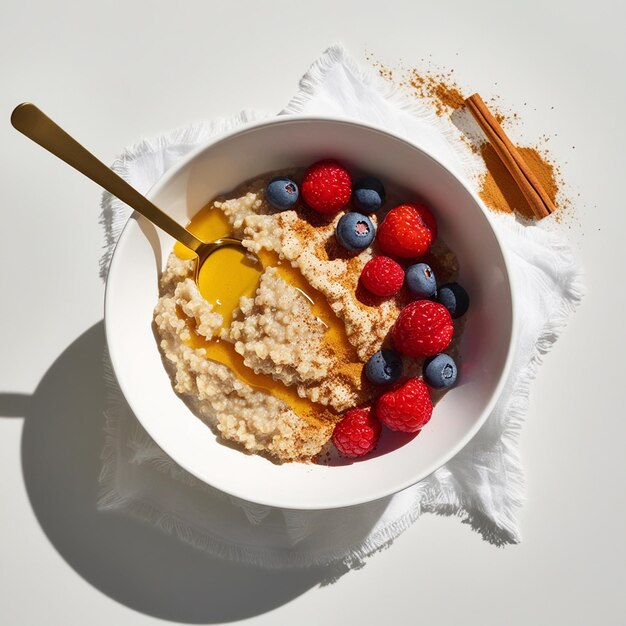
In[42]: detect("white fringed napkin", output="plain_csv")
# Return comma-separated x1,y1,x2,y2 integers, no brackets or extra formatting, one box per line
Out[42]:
98,45,584,567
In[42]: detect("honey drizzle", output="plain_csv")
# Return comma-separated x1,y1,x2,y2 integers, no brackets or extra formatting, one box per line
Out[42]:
174,205,360,424
183,316,327,427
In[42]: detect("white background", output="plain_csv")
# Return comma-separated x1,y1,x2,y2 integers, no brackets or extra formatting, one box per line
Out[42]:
1,1,624,624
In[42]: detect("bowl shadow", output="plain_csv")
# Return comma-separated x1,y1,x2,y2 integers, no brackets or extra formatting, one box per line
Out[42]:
0,321,390,623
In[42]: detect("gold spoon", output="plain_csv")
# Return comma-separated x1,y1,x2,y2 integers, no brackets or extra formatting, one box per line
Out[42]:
10,102,258,288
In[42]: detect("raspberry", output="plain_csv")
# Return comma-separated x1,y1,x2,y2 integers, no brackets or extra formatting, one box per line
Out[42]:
360,256,405,297
301,160,352,214
332,406,381,457
392,300,453,357
376,378,433,433
377,203,437,258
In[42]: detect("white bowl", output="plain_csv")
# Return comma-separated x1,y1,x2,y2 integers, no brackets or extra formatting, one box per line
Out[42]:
105,116,515,510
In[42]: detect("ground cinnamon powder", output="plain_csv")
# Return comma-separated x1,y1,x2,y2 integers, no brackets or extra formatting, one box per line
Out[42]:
479,144,558,220
370,58,563,220
404,67,466,115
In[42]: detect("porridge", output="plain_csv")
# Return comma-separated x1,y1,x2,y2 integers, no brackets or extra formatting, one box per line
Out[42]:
153,161,468,463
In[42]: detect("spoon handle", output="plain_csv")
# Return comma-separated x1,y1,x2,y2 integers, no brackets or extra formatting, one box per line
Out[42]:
11,103,204,255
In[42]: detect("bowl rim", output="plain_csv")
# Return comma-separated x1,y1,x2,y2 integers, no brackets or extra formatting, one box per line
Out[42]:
104,113,517,510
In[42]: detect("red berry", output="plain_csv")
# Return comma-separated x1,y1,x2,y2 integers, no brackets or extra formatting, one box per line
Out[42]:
360,256,405,297
376,378,433,432
301,160,352,214
377,203,437,258
393,300,453,357
332,406,381,457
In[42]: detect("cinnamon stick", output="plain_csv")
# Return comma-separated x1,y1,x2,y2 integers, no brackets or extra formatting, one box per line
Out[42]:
465,93,555,219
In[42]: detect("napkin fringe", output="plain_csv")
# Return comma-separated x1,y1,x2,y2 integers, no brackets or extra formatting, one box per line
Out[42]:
98,350,132,511
480,216,585,541
282,43,482,184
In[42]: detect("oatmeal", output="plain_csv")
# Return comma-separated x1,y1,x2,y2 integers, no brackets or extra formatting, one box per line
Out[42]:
154,255,336,462
153,166,463,463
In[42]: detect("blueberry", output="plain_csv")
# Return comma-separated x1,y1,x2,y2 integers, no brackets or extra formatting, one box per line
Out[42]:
406,263,437,299
365,349,403,385
266,176,299,210
335,212,376,252
423,353,458,389
352,176,386,214
437,282,470,318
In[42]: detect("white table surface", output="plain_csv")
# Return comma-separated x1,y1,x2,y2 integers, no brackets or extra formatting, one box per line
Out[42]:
1,1,624,624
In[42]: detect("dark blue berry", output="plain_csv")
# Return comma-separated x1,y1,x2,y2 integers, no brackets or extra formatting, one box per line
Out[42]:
423,353,458,389
335,212,375,252
364,349,403,385
406,263,437,299
266,176,299,210
352,176,385,214
437,282,470,318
